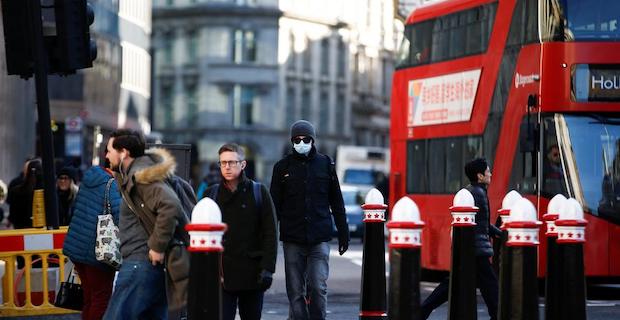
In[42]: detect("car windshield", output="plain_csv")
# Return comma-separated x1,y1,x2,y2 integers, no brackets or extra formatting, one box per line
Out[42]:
552,114,620,224
342,190,361,206
343,169,376,185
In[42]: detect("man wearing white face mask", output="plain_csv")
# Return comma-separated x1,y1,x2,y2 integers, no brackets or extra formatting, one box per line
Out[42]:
270,120,349,320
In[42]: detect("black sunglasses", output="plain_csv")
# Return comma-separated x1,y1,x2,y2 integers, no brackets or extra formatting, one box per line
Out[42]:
292,137,312,144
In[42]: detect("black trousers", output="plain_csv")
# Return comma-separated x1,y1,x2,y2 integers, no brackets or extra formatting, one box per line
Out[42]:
421,256,498,320
223,289,264,320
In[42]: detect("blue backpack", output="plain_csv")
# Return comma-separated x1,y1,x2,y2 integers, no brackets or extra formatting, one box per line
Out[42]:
205,181,262,209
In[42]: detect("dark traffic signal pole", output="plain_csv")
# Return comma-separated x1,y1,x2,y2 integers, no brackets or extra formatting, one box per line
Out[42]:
29,0,59,229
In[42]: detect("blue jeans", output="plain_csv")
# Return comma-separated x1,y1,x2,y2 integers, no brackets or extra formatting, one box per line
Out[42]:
223,289,264,320
103,260,168,320
283,242,330,320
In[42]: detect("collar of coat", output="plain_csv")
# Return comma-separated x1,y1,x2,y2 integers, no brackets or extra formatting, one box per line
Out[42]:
118,147,177,191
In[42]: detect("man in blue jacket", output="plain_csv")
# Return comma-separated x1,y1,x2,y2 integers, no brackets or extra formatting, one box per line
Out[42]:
270,120,349,320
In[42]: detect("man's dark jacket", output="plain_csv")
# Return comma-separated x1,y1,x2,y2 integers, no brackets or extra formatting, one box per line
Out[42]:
466,182,502,257
270,147,349,245
205,174,278,291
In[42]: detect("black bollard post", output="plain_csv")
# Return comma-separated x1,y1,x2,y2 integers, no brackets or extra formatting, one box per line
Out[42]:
543,194,566,320
501,198,541,320
359,189,388,320
554,198,588,320
497,190,522,319
448,189,478,320
387,197,425,320
185,198,228,320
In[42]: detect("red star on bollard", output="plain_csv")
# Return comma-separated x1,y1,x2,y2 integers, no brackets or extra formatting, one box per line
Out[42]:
568,232,573,238
200,239,206,245
211,239,217,245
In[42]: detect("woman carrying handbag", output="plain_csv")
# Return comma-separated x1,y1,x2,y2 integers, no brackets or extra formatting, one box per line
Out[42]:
63,166,121,320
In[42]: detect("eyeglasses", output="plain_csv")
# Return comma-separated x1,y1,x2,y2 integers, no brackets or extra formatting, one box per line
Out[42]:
218,160,241,168
292,137,312,144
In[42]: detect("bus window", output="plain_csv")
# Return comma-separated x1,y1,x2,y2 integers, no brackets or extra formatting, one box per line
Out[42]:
407,136,483,194
555,114,620,224
510,118,538,195
541,117,568,198
541,0,620,42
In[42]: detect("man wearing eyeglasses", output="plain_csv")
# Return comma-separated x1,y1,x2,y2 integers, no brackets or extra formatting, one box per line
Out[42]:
204,143,278,320
270,120,350,320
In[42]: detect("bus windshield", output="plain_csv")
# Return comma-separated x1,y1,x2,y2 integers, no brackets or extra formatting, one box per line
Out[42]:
541,0,620,41
553,114,620,224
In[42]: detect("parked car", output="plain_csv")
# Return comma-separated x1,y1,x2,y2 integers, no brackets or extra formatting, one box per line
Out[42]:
333,185,365,239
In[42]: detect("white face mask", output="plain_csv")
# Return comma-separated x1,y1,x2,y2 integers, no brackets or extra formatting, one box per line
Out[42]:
293,141,312,155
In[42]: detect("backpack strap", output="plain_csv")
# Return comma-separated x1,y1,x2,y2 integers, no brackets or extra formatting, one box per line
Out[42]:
205,184,219,201
252,181,262,209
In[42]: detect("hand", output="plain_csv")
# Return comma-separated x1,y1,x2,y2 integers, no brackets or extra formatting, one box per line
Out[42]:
257,270,273,291
149,249,165,266
338,239,349,255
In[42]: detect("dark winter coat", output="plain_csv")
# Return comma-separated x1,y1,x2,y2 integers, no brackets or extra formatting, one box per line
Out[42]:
115,148,189,312
205,174,278,291
466,183,502,257
6,174,33,229
270,147,349,245
63,166,121,269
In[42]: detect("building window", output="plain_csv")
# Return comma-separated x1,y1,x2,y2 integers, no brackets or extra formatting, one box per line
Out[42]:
319,88,329,133
301,85,311,120
320,38,329,76
186,29,199,61
185,83,198,126
286,85,296,126
303,37,312,73
160,85,173,128
233,30,257,63
163,31,173,64
336,87,345,131
288,33,296,71
233,85,256,126
337,39,346,78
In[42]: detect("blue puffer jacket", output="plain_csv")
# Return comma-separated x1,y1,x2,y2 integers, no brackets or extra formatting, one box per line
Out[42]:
63,166,121,269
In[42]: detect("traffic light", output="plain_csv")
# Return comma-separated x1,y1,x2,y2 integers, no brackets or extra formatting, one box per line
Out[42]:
1,0,36,78
51,0,97,74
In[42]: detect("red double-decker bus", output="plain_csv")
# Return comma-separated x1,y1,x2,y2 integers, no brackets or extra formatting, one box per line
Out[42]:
390,0,620,278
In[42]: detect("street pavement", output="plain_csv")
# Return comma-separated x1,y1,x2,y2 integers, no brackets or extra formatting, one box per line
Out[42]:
7,240,620,319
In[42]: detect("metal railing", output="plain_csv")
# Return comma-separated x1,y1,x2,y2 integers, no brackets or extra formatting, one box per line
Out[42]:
0,228,78,317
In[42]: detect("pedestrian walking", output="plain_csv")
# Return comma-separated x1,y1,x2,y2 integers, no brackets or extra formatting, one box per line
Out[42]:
204,143,278,320
270,120,350,320
63,165,120,320
103,129,188,319
56,166,79,226
420,158,502,320
7,158,42,229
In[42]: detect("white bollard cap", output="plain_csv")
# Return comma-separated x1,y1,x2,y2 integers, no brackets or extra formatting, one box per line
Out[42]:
555,197,587,243
391,197,421,223
543,194,567,236
387,196,424,248
545,194,567,220
509,197,538,223
364,188,385,206
452,188,475,207
191,197,223,223
559,198,584,221
186,197,227,252
499,190,522,215
450,188,477,226
505,197,541,246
